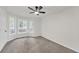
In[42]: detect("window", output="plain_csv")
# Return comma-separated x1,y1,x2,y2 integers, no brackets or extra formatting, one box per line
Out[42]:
9,16,34,35
29,20,34,33
9,16,16,34
18,19,27,33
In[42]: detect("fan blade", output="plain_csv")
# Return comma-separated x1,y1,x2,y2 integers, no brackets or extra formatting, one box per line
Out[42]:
29,12,35,14
28,7,35,11
39,6,43,10
39,11,46,14
35,6,38,11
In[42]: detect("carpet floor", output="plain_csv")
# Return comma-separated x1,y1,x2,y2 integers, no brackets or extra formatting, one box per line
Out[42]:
1,36,76,53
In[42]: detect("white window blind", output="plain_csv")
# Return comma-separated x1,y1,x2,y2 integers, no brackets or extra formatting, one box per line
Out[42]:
29,20,34,33
9,16,16,34
18,19,27,33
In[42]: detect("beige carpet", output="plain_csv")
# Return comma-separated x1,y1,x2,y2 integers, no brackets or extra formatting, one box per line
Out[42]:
1,36,76,53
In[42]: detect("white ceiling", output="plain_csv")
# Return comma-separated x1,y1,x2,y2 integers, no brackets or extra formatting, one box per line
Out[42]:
0,6,72,18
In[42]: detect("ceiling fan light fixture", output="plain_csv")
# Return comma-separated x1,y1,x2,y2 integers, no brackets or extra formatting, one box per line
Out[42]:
35,12,39,14
28,6,45,15
35,12,39,15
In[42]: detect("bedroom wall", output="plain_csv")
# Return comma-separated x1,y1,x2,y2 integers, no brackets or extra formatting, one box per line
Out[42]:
42,7,79,52
0,8,8,51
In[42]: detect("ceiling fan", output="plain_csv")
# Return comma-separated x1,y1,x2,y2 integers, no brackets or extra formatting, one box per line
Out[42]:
28,6,46,15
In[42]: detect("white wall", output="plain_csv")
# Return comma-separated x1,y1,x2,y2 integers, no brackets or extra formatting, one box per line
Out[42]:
42,7,79,52
0,8,8,51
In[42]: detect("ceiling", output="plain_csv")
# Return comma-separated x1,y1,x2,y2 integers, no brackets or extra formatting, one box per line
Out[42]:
0,6,72,18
